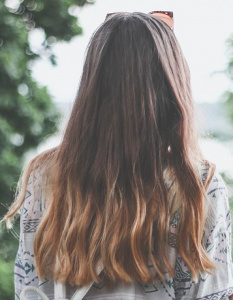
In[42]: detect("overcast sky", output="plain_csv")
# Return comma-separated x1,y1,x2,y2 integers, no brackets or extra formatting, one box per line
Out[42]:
30,0,233,104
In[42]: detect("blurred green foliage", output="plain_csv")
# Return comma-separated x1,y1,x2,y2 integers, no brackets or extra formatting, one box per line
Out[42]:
219,32,233,259
222,33,233,249
0,259,14,299
0,0,93,299
222,33,233,121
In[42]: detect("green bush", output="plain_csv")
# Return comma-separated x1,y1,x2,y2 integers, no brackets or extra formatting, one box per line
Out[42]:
0,259,14,299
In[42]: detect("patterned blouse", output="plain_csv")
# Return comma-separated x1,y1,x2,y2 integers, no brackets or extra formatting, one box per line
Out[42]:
15,163,233,300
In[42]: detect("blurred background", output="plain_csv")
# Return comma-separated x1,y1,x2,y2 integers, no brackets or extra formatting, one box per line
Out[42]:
0,0,233,298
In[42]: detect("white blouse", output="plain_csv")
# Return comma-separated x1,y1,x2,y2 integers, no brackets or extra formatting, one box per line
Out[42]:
14,163,233,300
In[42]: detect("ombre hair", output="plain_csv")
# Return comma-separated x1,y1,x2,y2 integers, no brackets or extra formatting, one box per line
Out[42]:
4,12,216,286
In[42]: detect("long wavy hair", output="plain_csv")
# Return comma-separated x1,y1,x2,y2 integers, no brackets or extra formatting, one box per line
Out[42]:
4,12,215,286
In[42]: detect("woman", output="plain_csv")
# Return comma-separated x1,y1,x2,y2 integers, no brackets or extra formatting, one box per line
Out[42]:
4,12,233,300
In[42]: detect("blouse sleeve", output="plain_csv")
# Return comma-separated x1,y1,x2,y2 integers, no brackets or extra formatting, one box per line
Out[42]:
14,170,45,300
195,171,233,300
14,169,78,300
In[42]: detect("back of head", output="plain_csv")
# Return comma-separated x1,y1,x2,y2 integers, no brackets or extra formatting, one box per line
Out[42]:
8,12,215,287
77,12,197,171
